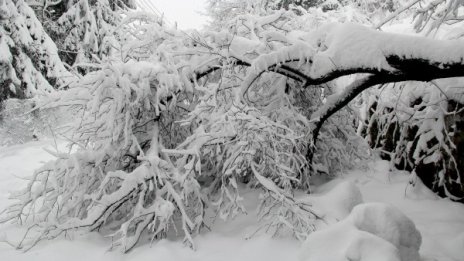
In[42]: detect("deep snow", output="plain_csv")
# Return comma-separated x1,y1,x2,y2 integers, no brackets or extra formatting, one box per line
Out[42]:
0,140,463,261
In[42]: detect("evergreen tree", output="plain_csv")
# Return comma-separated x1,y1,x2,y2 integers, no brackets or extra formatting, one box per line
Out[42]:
39,0,136,70
0,0,75,103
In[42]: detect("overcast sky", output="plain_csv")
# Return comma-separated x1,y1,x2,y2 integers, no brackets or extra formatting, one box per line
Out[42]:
142,0,209,30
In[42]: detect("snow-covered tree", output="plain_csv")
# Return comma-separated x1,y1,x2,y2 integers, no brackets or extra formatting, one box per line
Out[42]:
362,79,464,201
2,0,464,253
0,0,74,103
38,0,136,70
360,0,464,202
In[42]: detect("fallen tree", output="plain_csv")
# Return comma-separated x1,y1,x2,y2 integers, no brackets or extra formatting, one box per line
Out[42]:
2,0,464,252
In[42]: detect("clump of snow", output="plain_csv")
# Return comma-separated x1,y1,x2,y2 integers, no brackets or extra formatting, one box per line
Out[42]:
350,203,422,261
306,22,464,79
405,174,439,200
300,202,422,261
302,181,363,222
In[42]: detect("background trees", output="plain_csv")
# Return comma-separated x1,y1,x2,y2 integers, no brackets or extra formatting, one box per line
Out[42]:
37,0,136,69
0,0,136,104
0,0,74,103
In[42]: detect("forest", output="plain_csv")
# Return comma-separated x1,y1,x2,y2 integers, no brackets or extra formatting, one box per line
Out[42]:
1,0,464,260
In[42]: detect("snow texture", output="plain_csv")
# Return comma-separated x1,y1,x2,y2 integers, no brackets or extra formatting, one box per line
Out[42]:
1,145,464,261
0,0,75,97
306,22,464,78
301,180,363,222
300,202,422,261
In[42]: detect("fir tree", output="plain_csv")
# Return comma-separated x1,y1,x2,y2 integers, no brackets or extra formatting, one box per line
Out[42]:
0,0,75,103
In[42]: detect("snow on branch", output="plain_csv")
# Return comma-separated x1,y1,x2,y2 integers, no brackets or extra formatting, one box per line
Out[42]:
237,23,464,151
4,4,464,252
0,59,205,252
240,22,464,102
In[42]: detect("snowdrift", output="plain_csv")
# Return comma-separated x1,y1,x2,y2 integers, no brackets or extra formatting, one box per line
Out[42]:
300,202,422,261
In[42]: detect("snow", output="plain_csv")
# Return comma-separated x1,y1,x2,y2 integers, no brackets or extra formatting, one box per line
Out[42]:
0,141,58,210
350,203,422,260
1,0,75,98
2,1,463,259
405,175,440,201
0,141,300,260
239,21,464,99
300,219,403,261
1,142,464,261
306,22,464,78
340,162,464,261
300,180,363,222
301,187,421,261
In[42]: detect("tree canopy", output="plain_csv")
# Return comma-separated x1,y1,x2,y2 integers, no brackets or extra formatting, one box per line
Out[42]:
1,0,464,253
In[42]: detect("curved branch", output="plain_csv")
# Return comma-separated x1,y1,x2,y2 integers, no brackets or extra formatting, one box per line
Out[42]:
239,23,464,101
190,23,464,165
192,56,310,83
307,57,464,162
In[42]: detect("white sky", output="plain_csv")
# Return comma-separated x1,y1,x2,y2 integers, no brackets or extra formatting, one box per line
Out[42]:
144,0,209,30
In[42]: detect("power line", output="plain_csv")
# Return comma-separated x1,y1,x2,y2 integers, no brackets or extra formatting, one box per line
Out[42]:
136,0,175,27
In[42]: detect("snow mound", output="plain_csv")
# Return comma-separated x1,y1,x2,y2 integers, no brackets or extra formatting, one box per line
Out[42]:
305,181,363,222
350,203,422,261
300,203,422,261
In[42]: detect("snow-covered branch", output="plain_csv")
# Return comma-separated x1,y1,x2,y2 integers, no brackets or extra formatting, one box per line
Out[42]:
3,1,464,252
237,23,464,159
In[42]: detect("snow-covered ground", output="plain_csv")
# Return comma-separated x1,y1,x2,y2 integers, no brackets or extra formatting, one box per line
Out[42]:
0,140,463,261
